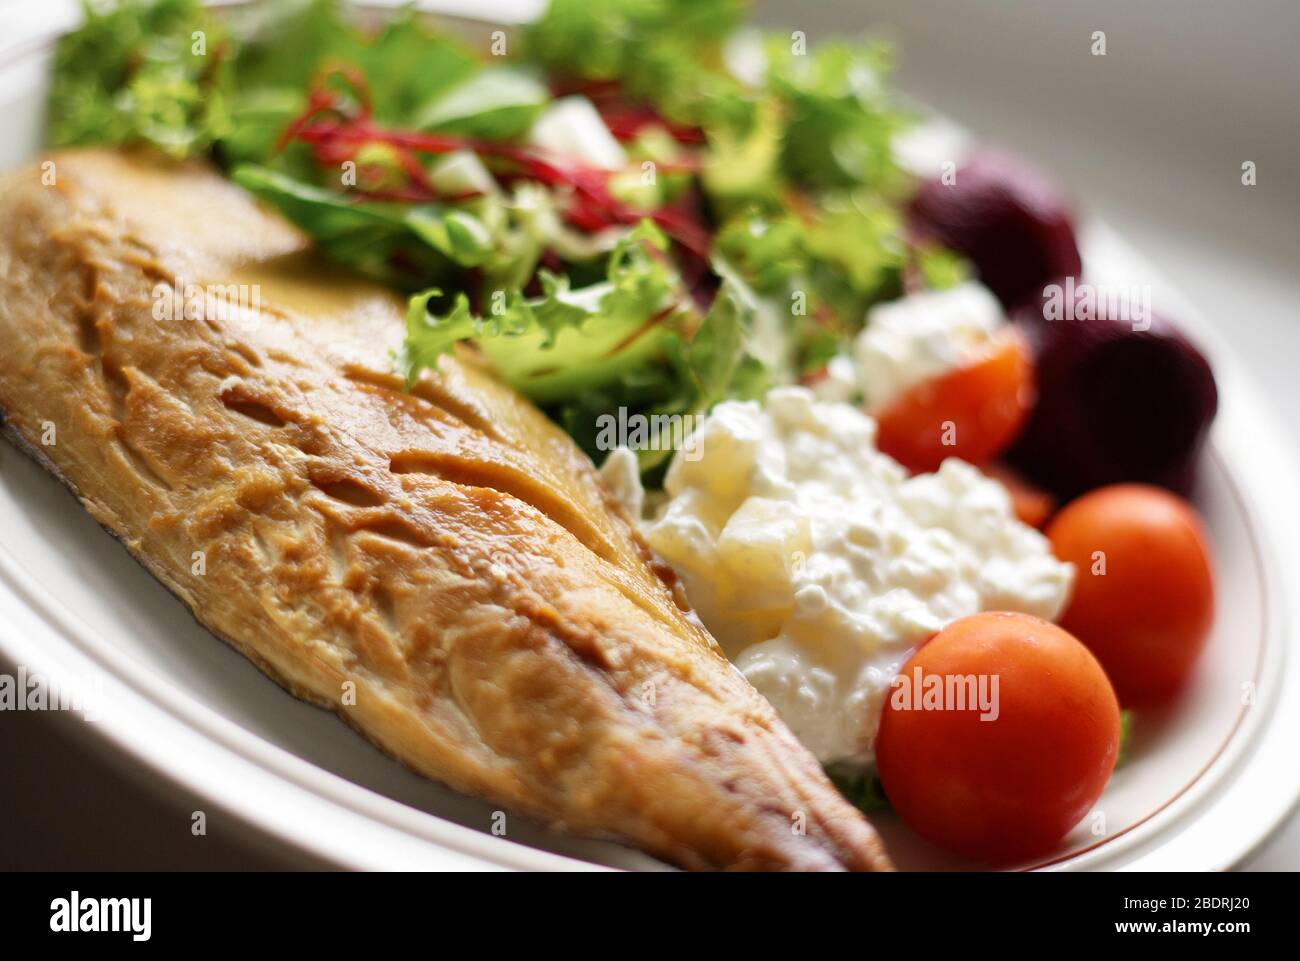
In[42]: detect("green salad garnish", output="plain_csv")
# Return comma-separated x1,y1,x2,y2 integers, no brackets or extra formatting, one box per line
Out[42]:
49,0,959,473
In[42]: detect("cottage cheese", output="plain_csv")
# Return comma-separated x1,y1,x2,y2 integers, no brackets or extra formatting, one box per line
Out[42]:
637,387,1072,765
854,281,1006,410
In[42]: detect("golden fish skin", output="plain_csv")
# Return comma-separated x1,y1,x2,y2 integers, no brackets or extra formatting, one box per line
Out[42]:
0,149,891,871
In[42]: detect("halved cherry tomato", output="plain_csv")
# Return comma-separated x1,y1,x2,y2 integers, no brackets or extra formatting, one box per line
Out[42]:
1046,484,1214,705
876,611,1121,863
874,328,1034,474
984,461,1057,528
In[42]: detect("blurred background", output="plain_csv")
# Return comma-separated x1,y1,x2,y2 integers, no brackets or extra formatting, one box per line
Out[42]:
0,0,1296,869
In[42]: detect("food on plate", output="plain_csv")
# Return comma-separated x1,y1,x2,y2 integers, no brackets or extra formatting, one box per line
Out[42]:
854,283,1011,414
872,328,1032,475
0,149,891,872
907,152,1083,309
983,462,1057,529
8,0,1222,868
1009,300,1219,499
1046,485,1215,705
875,612,1121,862
856,282,1035,473
622,388,1073,766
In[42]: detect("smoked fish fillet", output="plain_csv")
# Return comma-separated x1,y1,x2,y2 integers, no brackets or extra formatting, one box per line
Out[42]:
0,149,891,871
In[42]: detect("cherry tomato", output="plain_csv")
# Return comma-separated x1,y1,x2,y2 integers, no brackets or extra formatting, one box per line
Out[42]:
984,461,1057,528
876,611,1121,863
874,328,1034,474
1046,484,1214,705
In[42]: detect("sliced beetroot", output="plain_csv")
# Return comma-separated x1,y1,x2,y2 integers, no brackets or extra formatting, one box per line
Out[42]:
1007,301,1218,500
908,152,1082,310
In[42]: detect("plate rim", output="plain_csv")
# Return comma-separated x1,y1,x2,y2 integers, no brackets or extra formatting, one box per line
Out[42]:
1,3,1297,873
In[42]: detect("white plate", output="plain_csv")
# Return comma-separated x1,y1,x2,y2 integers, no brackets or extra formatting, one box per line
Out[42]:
2,4,1298,871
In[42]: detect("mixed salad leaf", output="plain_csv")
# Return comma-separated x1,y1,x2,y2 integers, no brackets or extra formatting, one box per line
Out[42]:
49,0,958,472
50,0,234,157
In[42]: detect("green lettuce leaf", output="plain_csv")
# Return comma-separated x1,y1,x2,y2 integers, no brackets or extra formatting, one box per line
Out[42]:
49,0,233,157
1116,709,1135,769
525,0,746,125
763,36,905,190
915,243,971,291
232,164,493,287
226,0,478,126
400,221,682,400
401,221,768,469
414,68,550,140
219,0,483,174
713,190,907,372
52,0,488,166
825,762,890,814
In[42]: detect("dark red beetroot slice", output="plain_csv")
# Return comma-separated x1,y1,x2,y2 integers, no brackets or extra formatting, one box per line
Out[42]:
908,151,1082,310
1007,296,1218,501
